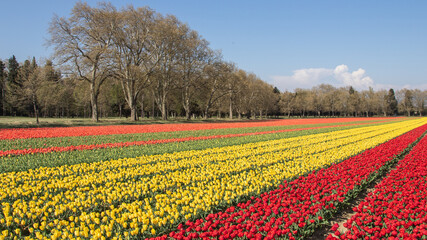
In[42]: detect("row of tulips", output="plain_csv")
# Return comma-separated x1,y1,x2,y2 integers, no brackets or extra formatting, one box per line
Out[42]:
0,121,394,157
0,119,424,239
0,122,390,173
328,132,427,240
150,122,427,240
1,120,396,152
0,117,397,140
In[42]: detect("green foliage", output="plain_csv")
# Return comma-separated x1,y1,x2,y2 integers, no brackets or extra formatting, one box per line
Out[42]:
6,55,28,115
386,88,398,116
7,55,19,85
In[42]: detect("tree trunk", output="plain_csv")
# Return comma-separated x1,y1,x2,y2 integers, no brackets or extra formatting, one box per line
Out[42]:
90,83,99,122
130,105,137,121
229,93,233,120
204,107,209,120
1,87,5,116
161,97,167,120
183,86,191,120
32,94,39,125
152,93,155,119
183,88,190,120
141,93,145,119
185,109,190,120
129,96,138,121
119,105,122,118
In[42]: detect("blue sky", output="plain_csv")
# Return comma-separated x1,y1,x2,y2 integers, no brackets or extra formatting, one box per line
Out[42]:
1,0,426,91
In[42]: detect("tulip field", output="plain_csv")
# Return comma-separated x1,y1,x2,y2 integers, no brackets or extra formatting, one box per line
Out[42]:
0,117,426,240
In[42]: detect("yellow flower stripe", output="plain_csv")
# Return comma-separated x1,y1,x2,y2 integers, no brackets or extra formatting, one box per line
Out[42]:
0,118,425,240
0,124,383,200
0,122,397,208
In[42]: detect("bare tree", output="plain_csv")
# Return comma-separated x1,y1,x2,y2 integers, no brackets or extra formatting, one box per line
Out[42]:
412,89,426,116
232,70,250,119
348,86,361,116
397,89,413,116
199,59,233,119
48,2,116,122
332,87,349,116
240,73,260,119
310,86,324,117
293,88,312,117
361,88,377,116
178,30,211,120
252,80,277,118
279,91,296,117
374,89,388,116
112,6,160,121
226,67,242,119
317,84,336,116
152,15,188,120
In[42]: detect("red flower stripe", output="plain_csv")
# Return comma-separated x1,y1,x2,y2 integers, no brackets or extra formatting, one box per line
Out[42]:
148,124,427,240
328,133,427,240
0,117,397,140
0,122,390,157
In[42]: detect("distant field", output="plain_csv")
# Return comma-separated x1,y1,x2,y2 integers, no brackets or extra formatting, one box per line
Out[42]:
0,116,255,129
0,116,416,129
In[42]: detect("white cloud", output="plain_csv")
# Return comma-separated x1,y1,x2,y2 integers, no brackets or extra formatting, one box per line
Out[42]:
271,68,333,90
333,64,374,89
271,64,374,91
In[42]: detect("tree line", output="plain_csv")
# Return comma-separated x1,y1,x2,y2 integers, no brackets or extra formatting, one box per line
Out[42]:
280,85,425,118
0,2,425,122
0,55,425,122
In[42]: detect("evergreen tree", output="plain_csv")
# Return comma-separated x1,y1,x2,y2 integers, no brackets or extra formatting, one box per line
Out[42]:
386,88,398,116
7,56,19,85
22,57,41,123
6,56,23,115
44,60,61,82
349,86,355,95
